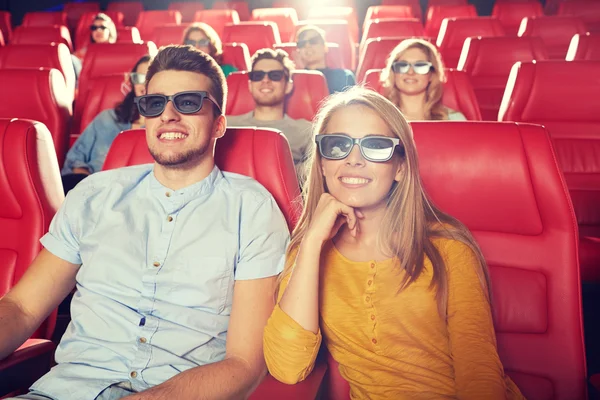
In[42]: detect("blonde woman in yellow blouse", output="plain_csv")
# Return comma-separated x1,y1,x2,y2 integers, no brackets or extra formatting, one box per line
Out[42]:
263,86,525,400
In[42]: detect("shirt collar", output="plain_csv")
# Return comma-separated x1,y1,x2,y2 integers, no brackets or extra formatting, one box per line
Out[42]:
149,165,223,208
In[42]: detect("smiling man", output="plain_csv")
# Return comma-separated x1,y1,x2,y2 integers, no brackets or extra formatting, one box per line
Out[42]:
226,49,313,175
0,45,289,400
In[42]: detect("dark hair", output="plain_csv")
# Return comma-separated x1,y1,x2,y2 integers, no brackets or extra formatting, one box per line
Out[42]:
182,22,223,64
114,55,152,124
90,13,117,44
251,48,295,82
145,45,227,118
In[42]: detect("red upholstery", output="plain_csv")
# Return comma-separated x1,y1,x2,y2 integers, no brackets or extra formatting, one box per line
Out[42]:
361,18,424,53
518,16,588,60
457,36,548,120
357,37,421,83
63,2,100,32
364,6,416,32
222,42,251,71
274,42,344,69
11,25,73,51
381,0,422,21
106,1,144,27
0,43,76,103
424,4,478,39
223,22,281,56
492,2,544,36
0,11,13,44
437,17,506,68
251,8,298,43
168,1,205,23
151,24,188,48
225,70,328,122
213,1,250,21
135,10,181,41
363,68,482,121
115,26,142,43
0,339,56,397
567,33,600,60
21,11,67,27
0,69,72,166
558,0,600,33
193,9,240,39
297,20,356,70
103,128,301,230
499,60,600,282
307,7,359,44
0,118,64,339
74,11,124,51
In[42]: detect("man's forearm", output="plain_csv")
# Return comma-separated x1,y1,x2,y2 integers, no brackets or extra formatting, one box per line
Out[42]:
126,356,266,400
0,298,36,360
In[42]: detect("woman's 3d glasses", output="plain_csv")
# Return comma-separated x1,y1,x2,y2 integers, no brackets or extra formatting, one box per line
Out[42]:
392,61,433,75
248,70,287,82
297,36,323,48
90,25,108,31
129,72,146,85
315,134,403,162
134,91,221,117
184,38,211,48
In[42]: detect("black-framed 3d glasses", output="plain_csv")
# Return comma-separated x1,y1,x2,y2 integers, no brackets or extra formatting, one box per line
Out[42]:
129,72,146,85
392,61,433,75
134,91,222,117
297,36,324,48
247,70,287,82
184,38,211,48
90,25,108,32
315,134,403,163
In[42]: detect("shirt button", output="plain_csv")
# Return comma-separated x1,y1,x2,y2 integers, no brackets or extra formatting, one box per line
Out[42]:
372,338,378,345
370,263,375,269
167,216,173,222
165,192,171,197
371,314,375,320
139,337,147,343
365,296,371,302
367,280,372,286
130,371,137,378
153,261,160,267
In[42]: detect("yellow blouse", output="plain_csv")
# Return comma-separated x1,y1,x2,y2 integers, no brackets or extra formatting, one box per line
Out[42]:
263,238,525,400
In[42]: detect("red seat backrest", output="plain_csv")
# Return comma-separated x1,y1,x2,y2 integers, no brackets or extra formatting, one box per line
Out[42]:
458,36,548,120
364,6,416,32
362,18,425,52
116,26,142,43
225,70,328,121
322,121,586,400
0,69,72,167
274,42,344,69
74,11,124,51
357,37,417,83
0,11,13,43
106,1,144,27
363,68,482,121
135,10,181,41
0,43,76,103
193,9,240,39
213,1,250,21
437,17,506,68
491,2,544,36
64,2,100,32
306,7,359,44
425,4,478,38
223,22,281,57
222,42,251,71
21,11,67,27
567,32,600,60
168,1,205,23
297,20,356,70
251,8,298,43
102,128,301,229
151,24,188,48
558,0,600,33
518,16,588,59
381,0,423,21
0,118,64,339
11,25,73,51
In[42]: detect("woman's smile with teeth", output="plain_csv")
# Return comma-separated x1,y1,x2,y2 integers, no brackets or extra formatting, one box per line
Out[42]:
159,132,188,140
340,177,371,184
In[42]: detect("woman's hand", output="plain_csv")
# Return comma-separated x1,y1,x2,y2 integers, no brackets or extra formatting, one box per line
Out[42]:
305,193,363,245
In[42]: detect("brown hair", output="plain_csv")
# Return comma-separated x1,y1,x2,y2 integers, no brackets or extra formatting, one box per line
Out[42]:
91,13,117,44
380,39,448,120
251,48,295,82
182,22,224,64
145,45,226,117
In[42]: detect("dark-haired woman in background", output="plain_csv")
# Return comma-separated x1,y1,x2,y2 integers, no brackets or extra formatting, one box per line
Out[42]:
61,55,151,193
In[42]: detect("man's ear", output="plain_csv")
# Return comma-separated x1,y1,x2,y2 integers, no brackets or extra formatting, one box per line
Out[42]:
285,79,293,95
213,114,226,139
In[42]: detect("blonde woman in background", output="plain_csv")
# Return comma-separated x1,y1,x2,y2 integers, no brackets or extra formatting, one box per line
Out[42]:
380,38,466,121
182,22,237,77
263,87,524,399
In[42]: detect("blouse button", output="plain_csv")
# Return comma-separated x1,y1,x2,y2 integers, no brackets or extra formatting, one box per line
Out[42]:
371,314,375,321
365,296,370,302
370,263,375,269
367,280,372,286
372,338,378,345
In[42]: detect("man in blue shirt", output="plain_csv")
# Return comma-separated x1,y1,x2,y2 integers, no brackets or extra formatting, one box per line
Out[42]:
0,45,290,400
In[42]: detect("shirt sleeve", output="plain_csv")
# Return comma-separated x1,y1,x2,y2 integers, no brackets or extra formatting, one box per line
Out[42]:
444,239,508,399
234,195,290,280
263,271,322,384
61,111,104,175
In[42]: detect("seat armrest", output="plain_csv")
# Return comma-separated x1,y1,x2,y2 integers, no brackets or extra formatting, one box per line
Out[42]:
249,360,328,400
0,339,55,396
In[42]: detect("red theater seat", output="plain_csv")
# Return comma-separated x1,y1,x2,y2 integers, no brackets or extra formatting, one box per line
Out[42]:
364,6,416,32
193,9,240,39
0,43,76,103
558,0,600,33
151,24,188,48
363,68,482,121
458,36,548,120
0,339,57,397
168,1,205,23
356,37,407,83
437,17,506,68
21,11,67,27
222,42,251,71
499,60,600,282
64,2,100,32
106,2,144,27
362,18,425,52
213,1,250,21
251,8,298,43
492,2,544,36
225,70,328,121
0,69,71,166
429,0,469,5
0,11,13,43
11,25,73,51
135,10,181,41
116,26,142,43
381,0,423,21
223,22,281,56
74,11,124,51
425,5,478,38
274,42,344,69
518,16,588,60
567,32,600,60
307,7,359,44
297,20,355,70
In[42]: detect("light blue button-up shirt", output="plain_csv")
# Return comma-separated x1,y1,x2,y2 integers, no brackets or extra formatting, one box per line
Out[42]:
32,164,289,400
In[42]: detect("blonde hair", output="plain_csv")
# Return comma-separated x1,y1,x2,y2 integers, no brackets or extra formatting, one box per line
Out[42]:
380,39,448,120
183,22,224,63
281,86,491,316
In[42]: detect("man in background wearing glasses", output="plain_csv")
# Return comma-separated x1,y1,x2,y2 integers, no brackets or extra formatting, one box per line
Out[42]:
0,45,289,400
